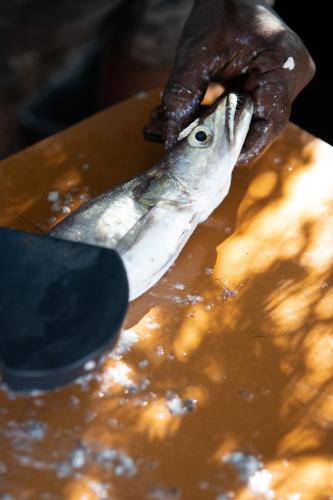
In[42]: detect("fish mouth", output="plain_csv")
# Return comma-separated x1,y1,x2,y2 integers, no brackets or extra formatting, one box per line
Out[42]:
177,92,252,144
225,93,252,144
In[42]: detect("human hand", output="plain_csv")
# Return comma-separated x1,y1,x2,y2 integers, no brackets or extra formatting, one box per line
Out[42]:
144,0,315,166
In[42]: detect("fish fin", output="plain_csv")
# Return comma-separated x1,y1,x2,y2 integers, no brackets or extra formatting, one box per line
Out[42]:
139,197,191,209
137,172,192,209
115,208,155,255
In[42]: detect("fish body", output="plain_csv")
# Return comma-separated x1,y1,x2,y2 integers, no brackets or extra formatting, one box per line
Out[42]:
50,93,253,300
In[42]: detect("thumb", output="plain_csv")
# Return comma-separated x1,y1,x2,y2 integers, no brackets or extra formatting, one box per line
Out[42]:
162,52,210,149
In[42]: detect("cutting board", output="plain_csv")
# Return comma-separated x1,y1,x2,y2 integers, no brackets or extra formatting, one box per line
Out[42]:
1,89,333,499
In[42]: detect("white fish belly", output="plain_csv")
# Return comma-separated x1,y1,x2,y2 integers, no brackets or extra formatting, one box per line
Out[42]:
121,206,197,300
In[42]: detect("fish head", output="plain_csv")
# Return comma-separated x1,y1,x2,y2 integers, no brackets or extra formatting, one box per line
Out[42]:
174,92,253,176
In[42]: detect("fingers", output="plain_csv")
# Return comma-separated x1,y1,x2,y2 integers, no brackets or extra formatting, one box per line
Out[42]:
144,103,212,144
144,70,210,150
237,111,289,168
236,29,315,167
144,0,227,148
237,119,278,167
237,71,291,167
157,34,214,147
163,72,210,149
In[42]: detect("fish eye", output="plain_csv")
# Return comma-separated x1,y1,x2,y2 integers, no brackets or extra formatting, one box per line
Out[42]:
188,126,213,148
195,130,207,142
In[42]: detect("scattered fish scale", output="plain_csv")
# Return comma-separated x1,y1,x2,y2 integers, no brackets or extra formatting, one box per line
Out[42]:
47,187,91,216
93,447,137,477
221,287,238,301
12,439,137,480
165,391,197,416
109,328,139,359
147,486,180,499
222,452,274,499
4,420,47,451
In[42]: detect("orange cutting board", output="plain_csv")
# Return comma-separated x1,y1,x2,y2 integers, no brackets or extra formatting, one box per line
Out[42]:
1,89,333,499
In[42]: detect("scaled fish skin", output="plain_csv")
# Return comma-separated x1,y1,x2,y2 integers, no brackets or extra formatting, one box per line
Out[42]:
50,93,253,300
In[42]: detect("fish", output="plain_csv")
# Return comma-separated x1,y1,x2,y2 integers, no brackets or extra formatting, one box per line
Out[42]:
50,92,253,300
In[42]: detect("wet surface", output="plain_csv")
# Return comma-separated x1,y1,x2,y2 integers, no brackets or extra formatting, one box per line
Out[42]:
1,90,333,498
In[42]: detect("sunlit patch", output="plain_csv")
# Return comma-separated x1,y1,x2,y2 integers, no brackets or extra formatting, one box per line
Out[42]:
299,215,333,270
136,398,181,440
285,142,333,211
202,359,225,384
271,456,333,497
173,305,212,360
143,317,161,330
247,171,278,200
278,424,324,457
303,328,333,378
315,287,333,320
268,291,311,333
215,141,333,285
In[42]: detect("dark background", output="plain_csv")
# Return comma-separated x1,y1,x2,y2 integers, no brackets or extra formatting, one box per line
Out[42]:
275,3,332,144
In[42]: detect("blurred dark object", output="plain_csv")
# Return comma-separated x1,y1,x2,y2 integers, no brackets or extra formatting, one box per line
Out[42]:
275,3,332,145
18,39,170,146
0,0,188,158
18,42,102,144
0,227,129,392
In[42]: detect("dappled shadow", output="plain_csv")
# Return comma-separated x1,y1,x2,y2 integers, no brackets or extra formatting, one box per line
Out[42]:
1,96,333,499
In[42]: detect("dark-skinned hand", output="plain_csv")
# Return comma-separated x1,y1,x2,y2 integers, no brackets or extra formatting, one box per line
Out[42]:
144,0,315,167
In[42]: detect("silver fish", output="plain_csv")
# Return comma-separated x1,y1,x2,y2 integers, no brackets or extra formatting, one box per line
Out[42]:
50,93,253,300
